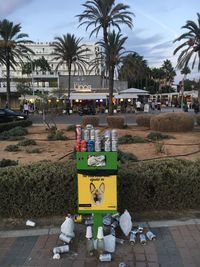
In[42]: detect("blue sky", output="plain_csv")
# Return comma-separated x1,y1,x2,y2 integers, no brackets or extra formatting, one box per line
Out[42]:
0,0,199,83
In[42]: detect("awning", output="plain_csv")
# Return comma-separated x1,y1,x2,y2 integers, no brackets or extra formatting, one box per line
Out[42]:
18,95,43,101
115,93,138,99
62,93,109,100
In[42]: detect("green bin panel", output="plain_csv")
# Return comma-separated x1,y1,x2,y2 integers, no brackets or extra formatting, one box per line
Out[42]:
76,152,117,170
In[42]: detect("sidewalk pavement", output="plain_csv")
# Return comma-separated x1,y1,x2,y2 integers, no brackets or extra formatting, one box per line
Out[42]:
1,219,200,267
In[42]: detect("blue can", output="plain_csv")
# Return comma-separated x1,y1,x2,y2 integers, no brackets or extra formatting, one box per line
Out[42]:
87,140,94,152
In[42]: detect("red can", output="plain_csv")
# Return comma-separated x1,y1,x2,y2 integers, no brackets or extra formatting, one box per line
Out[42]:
81,140,87,151
76,140,81,151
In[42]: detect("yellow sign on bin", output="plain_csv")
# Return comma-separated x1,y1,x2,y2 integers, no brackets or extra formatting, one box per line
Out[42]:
78,173,117,211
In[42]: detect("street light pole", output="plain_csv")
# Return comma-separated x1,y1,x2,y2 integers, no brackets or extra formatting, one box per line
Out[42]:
30,60,35,111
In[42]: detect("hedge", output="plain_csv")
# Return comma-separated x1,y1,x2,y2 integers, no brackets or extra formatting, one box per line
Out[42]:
0,120,32,133
1,159,200,218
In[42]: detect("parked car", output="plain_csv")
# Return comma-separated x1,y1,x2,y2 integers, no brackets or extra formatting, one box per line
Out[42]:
0,108,28,123
78,106,96,116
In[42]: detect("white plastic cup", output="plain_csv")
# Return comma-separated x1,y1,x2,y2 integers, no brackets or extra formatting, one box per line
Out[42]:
86,226,93,239
53,245,69,254
129,232,136,245
59,233,72,243
26,220,36,227
146,231,156,241
97,226,104,239
139,234,146,245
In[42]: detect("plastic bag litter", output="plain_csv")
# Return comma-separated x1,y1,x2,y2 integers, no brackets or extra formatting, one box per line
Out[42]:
103,234,116,253
61,216,75,237
119,210,132,236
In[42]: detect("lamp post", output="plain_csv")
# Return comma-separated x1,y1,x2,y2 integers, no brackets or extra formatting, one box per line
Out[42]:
30,60,35,111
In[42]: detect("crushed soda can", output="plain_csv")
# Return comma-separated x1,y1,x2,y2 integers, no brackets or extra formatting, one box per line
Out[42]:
129,232,136,245
119,263,127,267
112,213,120,221
103,214,112,226
99,253,112,262
74,214,82,223
146,231,156,241
139,234,146,245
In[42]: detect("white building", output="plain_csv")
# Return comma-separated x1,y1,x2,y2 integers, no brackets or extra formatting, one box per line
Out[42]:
0,41,101,92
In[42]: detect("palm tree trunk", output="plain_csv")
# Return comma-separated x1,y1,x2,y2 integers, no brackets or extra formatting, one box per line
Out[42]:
6,53,11,107
67,64,71,100
108,67,114,115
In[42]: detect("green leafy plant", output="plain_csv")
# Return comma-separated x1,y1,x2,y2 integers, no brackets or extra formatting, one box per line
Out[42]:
18,138,36,146
47,130,68,141
0,158,18,167
147,131,174,141
154,141,165,153
66,124,76,131
0,120,32,133
118,150,138,163
26,148,41,153
5,144,20,152
0,126,28,140
118,135,146,144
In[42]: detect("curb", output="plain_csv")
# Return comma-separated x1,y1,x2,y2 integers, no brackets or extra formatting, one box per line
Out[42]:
1,218,200,238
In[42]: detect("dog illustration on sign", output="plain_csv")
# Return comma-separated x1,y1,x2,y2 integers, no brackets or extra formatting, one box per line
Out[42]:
90,182,105,205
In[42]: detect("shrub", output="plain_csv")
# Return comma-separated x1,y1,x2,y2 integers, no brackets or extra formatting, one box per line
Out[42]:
26,148,41,153
154,141,165,154
1,159,200,217
196,114,200,126
66,124,76,131
107,116,125,129
118,135,146,144
47,130,68,141
136,114,153,127
118,150,138,163
150,112,194,132
18,138,37,146
0,158,18,167
147,131,174,141
0,120,32,133
82,116,99,127
5,144,20,152
0,126,28,140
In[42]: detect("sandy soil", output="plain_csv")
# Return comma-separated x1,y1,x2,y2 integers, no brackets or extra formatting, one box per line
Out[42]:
1,124,200,165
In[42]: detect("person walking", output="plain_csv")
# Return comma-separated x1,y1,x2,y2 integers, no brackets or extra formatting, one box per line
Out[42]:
23,102,29,115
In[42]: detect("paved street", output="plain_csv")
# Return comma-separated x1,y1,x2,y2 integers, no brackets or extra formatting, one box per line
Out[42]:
29,108,196,125
1,219,200,266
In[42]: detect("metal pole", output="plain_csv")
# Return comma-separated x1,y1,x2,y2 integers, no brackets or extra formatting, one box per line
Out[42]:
30,60,35,111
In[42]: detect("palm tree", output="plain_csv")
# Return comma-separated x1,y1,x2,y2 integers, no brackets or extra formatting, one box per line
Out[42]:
161,59,176,86
97,30,128,114
77,0,134,114
51,34,88,99
119,52,149,88
0,19,33,106
173,13,200,71
77,0,133,45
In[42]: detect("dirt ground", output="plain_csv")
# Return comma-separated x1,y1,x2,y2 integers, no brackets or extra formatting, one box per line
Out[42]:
1,124,200,165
